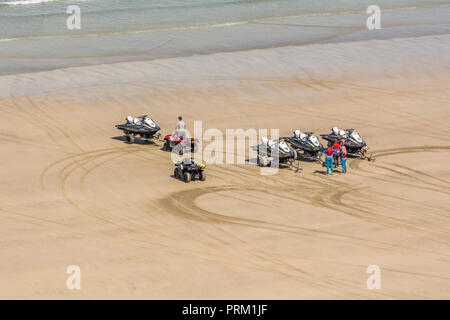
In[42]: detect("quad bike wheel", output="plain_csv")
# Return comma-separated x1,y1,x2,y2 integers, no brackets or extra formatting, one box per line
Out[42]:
162,140,170,151
183,171,191,183
199,171,206,181
174,168,180,179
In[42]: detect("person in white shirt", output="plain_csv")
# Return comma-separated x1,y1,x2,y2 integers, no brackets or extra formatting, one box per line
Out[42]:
175,116,186,140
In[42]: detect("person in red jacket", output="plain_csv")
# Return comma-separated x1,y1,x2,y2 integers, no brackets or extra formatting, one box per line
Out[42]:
322,146,337,175
338,136,345,163
333,140,341,168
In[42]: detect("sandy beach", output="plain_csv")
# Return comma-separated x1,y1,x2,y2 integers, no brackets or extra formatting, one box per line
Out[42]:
1,3,450,299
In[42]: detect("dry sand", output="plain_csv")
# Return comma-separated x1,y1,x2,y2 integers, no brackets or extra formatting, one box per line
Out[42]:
0,34,449,299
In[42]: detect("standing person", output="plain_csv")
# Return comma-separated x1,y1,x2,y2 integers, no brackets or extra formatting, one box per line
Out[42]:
338,135,345,163
175,116,185,140
333,139,341,168
341,146,348,174
322,146,336,175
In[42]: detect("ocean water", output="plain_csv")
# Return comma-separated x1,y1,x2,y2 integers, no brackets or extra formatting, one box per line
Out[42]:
1,0,448,40
0,0,449,75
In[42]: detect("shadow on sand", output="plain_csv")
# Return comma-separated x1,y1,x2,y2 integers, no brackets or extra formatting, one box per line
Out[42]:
111,136,159,146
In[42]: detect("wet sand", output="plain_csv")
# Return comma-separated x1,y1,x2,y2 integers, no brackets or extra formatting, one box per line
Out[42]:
0,34,449,299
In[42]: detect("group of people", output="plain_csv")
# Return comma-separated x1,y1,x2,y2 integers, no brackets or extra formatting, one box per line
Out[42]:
322,136,348,175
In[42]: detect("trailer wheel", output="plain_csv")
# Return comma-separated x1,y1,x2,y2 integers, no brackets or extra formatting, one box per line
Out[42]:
125,134,134,144
258,155,269,167
183,171,191,183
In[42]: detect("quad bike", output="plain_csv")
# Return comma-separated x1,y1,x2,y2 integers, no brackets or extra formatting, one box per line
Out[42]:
162,133,199,155
283,130,324,163
115,115,161,144
174,158,206,183
320,127,375,161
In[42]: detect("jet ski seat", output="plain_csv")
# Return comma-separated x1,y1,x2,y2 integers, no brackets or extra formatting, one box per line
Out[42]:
144,118,156,128
332,127,340,135
261,137,269,146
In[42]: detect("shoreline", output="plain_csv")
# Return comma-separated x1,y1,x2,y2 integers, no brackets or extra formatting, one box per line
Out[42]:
0,5,449,76
1,33,449,98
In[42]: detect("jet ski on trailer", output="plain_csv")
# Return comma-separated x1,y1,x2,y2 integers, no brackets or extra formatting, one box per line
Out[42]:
255,137,301,171
320,127,375,161
283,130,324,163
115,115,161,144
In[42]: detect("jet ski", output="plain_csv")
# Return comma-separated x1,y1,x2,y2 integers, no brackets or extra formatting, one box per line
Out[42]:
320,127,375,161
284,130,324,163
255,137,299,169
115,115,161,144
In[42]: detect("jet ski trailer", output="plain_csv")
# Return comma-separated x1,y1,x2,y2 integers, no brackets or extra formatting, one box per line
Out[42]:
116,115,162,144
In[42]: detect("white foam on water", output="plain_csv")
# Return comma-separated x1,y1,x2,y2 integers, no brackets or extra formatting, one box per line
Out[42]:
1,0,58,5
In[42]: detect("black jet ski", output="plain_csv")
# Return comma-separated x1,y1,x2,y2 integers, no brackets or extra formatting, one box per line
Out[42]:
320,127,375,161
284,130,324,163
255,137,300,170
116,115,161,144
